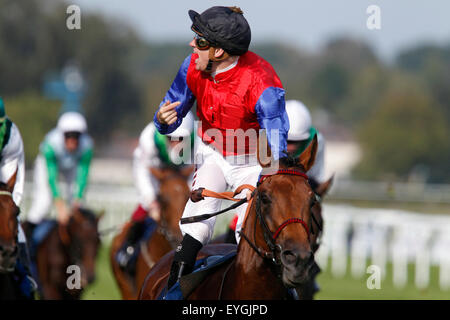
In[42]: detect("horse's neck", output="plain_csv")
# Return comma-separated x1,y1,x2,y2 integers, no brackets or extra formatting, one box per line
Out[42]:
231,219,287,299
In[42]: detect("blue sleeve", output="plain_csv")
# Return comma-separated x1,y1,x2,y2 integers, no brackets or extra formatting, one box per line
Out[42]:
255,87,289,160
153,54,196,134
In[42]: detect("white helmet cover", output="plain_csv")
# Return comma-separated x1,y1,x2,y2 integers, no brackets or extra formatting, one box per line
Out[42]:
167,111,194,138
285,100,312,141
57,112,88,133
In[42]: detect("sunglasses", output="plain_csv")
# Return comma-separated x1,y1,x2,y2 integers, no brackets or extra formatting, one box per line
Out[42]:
64,131,81,140
193,33,211,50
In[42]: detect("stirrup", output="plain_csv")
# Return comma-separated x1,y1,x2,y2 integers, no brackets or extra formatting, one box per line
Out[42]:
117,245,135,268
177,261,187,280
167,261,188,289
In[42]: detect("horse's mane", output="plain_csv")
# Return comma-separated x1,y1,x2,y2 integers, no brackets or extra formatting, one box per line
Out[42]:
0,182,9,190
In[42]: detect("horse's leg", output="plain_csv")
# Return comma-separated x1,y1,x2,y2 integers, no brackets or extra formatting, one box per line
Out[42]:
110,223,137,299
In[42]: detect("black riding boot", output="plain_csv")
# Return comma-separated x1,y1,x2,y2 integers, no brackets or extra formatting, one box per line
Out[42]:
167,234,203,289
117,220,147,271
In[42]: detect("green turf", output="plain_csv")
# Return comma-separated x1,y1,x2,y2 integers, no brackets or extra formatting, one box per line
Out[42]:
82,244,121,300
315,258,450,300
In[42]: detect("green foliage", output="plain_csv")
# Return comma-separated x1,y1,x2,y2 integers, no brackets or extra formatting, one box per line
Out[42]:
354,75,450,182
3,92,59,167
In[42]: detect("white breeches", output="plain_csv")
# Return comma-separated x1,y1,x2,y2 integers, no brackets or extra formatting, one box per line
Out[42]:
179,141,262,245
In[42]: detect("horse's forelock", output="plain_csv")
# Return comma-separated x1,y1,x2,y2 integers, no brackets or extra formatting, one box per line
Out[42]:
279,156,306,172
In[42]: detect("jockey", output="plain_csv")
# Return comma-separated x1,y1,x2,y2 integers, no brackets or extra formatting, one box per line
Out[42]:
154,6,289,289
0,97,36,297
25,111,93,232
285,100,327,192
116,111,195,271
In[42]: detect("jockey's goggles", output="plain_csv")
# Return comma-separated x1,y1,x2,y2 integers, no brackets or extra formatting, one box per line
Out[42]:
64,131,81,140
193,33,211,50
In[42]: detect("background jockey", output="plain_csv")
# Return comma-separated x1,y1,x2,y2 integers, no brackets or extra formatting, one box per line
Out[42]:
154,6,289,289
25,112,93,233
116,111,195,271
285,99,328,191
0,97,36,297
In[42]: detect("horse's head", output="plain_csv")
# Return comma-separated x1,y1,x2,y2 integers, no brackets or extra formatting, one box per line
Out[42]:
66,207,102,286
244,135,319,288
0,171,19,273
150,165,193,236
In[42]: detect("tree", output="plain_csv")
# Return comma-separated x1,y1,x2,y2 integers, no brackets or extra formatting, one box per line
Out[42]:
354,75,450,182
3,92,60,167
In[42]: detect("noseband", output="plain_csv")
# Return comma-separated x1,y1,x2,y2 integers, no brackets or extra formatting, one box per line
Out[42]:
239,169,311,265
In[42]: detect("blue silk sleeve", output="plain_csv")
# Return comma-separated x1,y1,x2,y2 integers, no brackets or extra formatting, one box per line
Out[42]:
255,87,289,160
154,54,196,134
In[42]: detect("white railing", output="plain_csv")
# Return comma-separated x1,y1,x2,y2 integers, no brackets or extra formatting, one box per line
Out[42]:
316,204,450,291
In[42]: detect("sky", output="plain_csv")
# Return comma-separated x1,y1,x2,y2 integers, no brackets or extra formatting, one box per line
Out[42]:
69,0,450,62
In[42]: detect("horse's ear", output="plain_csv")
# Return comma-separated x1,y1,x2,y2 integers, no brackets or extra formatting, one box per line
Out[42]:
96,209,105,222
297,134,318,172
180,165,194,179
6,168,17,193
315,175,334,197
257,130,273,168
149,167,166,181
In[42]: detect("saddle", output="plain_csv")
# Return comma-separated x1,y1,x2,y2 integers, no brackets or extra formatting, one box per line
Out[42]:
159,250,237,300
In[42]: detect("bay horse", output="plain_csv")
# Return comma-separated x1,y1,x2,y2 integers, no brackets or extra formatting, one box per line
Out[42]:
0,171,23,299
110,165,193,299
23,206,102,300
139,136,320,300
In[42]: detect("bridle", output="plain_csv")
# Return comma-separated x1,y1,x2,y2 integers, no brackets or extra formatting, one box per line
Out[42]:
238,168,312,266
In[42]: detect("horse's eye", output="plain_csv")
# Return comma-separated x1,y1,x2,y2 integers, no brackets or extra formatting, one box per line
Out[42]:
259,193,271,205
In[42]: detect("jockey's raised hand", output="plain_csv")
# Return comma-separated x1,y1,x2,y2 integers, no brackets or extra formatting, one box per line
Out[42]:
156,101,181,125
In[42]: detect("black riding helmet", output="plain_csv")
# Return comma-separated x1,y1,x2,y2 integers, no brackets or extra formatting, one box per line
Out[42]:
188,6,251,56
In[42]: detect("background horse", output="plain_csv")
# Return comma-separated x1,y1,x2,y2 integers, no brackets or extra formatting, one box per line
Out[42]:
0,172,23,299
139,136,320,300
110,165,192,299
23,206,102,300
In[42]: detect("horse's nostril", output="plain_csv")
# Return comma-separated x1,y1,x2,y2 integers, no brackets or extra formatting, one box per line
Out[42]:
281,250,298,266
281,249,313,267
